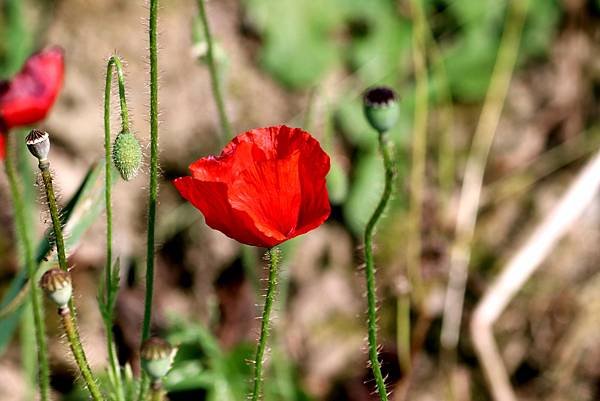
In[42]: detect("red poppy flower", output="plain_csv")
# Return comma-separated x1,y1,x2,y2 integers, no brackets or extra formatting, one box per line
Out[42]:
174,125,331,247
0,46,64,159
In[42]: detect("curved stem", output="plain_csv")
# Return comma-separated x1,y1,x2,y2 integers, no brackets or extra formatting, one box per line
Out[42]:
59,308,104,401
197,0,232,141
150,383,164,401
251,247,280,401
4,138,50,401
104,55,129,401
364,132,395,401
140,1,160,399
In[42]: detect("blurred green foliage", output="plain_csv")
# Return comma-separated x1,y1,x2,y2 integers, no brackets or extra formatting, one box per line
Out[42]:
242,0,561,237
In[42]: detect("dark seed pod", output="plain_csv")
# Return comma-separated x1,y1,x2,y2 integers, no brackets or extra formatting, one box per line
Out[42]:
363,86,399,133
141,337,175,381
26,129,51,161
40,268,72,308
112,130,142,181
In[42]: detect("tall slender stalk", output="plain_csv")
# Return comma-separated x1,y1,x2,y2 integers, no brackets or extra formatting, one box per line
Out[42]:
440,0,530,351
32,146,103,401
59,307,104,401
251,247,281,401
103,55,129,401
140,0,160,398
4,137,49,401
197,0,232,141
364,133,395,401
142,0,159,346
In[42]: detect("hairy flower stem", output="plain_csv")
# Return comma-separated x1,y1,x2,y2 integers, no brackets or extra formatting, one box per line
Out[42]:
36,159,103,401
364,132,395,401
104,55,129,401
150,383,164,401
140,0,160,399
58,307,103,401
197,0,232,141
39,162,67,270
4,139,50,401
251,247,280,401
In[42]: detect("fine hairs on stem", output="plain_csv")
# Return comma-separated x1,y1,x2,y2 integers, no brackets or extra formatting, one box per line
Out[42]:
364,132,395,401
4,135,50,401
251,247,281,401
103,55,130,401
26,130,104,401
139,0,160,399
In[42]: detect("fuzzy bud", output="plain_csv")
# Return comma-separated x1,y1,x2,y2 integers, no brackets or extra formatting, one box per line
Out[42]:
140,337,176,382
112,130,142,181
363,86,399,133
40,268,72,308
26,129,51,161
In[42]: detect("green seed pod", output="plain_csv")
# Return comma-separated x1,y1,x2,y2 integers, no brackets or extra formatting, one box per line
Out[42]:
363,86,399,133
140,337,175,382
40,268,72,308
112,130,142,181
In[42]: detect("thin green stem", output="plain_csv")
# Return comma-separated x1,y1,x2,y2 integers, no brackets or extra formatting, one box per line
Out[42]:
36,159,103,401
150,384,164,401
251,247,280,401
59,308,104,401
142,0,159,346
197,0,232,141
140,1,160,399
364,133,395,401
39,163,67,271
104,55,129,401
5,138,49,401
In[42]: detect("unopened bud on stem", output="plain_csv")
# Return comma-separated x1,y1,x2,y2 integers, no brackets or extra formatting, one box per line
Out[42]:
26,129,51,161
141,337,176,383
363,86,399,134
40,268,72,309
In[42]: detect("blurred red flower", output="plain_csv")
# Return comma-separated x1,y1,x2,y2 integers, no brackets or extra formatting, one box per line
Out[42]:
174,125,331,247
0,46,65,159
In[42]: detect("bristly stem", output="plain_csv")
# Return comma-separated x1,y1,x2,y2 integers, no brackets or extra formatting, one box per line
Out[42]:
4,137,50,401
251,247,281,401
36,157,104,401
59,307,104,401
140,0,160,399
197,0,232,141
364,132,395,401
104,55,129,401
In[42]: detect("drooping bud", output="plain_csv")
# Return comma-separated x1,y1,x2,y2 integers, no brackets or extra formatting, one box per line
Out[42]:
40,268,72,308
112,130,142,181
26,129,51,161
140,337,176,382
363,86,399,133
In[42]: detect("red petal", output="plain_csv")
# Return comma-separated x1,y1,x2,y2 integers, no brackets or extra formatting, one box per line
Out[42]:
229,150,302,241
173,176,281,247
0,132,5,160
0,47,64,128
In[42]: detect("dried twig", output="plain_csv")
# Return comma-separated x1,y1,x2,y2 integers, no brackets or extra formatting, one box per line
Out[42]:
471,149,600,401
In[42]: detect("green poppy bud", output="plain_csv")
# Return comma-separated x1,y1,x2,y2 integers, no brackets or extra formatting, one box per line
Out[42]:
363,86,399,133
141,337,176,382
26,129,51,161
112,130,142,181
40,268,72,309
